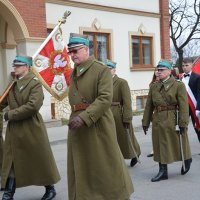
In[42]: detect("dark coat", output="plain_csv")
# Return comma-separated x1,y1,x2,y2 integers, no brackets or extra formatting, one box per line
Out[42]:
142,76,191,164
0,72,60,188
68,56,134,200
181,72,200,141
111,75,141,159
188,72,200,110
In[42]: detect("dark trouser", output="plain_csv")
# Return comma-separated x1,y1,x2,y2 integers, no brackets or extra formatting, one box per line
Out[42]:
190,113,200,142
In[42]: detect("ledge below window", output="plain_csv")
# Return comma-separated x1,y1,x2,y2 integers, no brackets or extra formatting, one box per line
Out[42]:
130,67,155,71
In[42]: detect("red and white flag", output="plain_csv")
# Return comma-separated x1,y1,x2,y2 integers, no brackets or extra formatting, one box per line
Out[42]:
32,25,72,100
180,57,200,129
191,57,200,129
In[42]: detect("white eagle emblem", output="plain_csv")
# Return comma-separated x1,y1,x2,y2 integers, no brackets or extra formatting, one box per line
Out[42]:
53,54,67,68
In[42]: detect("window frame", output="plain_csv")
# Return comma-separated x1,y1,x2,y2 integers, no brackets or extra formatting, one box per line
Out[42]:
80,27,113,61
83,31,111,61
129,32,155,71
46,23,55,36
136,95,148,110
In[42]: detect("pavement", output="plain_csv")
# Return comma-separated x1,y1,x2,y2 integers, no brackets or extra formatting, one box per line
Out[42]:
1,115,200,200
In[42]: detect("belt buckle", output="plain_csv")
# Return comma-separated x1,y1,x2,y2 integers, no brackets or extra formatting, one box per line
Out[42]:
157,106,161,112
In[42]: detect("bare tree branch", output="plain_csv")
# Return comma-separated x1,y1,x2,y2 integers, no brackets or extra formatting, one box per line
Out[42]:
170,0,200,72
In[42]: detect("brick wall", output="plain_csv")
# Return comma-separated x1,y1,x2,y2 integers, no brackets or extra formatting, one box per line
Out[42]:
159,0,171,60
9,0,46,38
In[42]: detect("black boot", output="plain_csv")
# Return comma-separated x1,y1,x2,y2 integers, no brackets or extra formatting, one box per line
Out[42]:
41,185,56,200
181,158,192,175
2,177,16,200
147,153,154,158
130,157,138,167
151,163,168,182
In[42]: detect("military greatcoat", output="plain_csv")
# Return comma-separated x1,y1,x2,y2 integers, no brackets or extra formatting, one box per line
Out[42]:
111,75,141,159
142,76,191,164
0,112,3,175
0,72,60,188
68,56,134,200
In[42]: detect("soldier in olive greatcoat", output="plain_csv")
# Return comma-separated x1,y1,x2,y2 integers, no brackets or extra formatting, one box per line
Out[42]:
106,59,141,167
142,60,192,182
0,112,3,178
67,33,134,200
0,55,60,200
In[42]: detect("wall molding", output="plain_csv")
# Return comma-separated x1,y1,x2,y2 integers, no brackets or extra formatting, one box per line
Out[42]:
0,43,16,49
15,37,46,44
46,0,160,18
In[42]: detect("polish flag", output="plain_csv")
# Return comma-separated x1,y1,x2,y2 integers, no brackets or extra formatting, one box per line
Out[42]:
32,25,72,100
182,57,200,129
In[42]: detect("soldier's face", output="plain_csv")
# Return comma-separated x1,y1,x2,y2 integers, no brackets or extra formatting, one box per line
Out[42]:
68,46,89,65
182,62,192,74
157,69,171,80
110,69,116,76
13,65,29,78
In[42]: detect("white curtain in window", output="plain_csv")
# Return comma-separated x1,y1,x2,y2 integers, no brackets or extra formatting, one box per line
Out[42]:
97,35,107,62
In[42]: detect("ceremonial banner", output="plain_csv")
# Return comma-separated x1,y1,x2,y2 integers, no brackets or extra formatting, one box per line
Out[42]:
32,12,72,101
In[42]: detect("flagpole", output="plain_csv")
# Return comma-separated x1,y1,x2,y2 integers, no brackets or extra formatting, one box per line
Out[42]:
32,11,71,60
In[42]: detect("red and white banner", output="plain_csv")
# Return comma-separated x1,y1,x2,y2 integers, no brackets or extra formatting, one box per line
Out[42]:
32,25,72,100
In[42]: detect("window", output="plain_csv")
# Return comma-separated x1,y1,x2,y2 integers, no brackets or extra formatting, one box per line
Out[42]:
136,95,148,110
131,36,153,69
83,32,110,62
47,28,53,36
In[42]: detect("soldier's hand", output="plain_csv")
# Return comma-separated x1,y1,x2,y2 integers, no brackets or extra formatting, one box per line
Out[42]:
69,116,85,129
143,126,148,135
123,122,130,129
4,112,9,121
179,127,186,135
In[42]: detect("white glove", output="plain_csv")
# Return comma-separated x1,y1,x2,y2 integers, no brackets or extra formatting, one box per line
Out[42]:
195,110,200,120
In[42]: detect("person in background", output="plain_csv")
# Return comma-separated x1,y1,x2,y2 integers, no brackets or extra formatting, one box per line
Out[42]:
106,59,141,167
0,55,60,200
171,67,179,80
147,69,160,158
142,59,192,182
67,33,134,200
181,57,200,142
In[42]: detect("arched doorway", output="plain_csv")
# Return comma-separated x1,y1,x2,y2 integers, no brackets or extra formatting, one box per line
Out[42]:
0,0,29,92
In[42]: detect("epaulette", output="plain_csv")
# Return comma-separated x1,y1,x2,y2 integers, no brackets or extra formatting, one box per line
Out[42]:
176,79,181,82
33,77,38,81
94,60,105,66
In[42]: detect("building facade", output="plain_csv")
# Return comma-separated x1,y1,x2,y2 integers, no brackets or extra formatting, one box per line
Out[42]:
0,0,170,120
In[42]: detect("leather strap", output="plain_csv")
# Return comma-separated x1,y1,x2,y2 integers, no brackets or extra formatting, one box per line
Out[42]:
12,82,20,106
72,72,89,104
155,105,177,112
71,103,90,112
111,102,121,106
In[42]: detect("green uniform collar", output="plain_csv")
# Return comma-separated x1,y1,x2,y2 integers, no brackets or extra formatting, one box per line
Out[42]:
74,56,95,77
16,72,36,92
160,76,175,91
